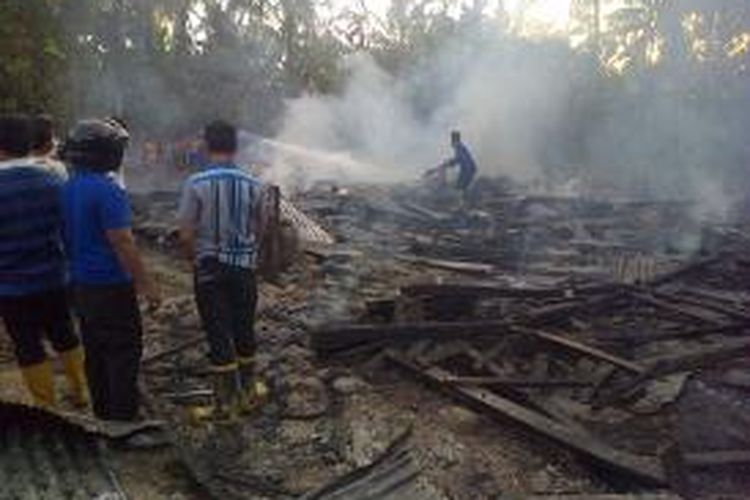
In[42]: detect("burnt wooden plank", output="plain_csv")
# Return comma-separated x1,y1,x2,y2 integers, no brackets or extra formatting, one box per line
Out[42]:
647,255,722,287
401,282,618,300
628,292,726,326
316,320,647,377
520,495,681,500
397,256,497,275
388,354,667,486
435,375,593,387
682,450,750,467
661,289,750,322
645,337,750,376
459,345,598,434
596,322,748,345
142,335,204,365
313,320,511,353
511,327,646,375
593,337,750,409
648,289,750,323
523,289,628,326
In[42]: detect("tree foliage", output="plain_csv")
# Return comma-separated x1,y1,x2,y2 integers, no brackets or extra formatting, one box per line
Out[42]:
0,0,748,141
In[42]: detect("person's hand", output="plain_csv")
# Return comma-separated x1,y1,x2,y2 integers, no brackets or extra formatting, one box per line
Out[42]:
140,279,162,312
423,166,439,179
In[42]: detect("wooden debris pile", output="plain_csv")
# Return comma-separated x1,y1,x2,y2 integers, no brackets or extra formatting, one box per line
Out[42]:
304,181,750,499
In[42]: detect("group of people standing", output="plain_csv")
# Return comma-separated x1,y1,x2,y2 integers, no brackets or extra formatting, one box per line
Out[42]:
0,114,266,424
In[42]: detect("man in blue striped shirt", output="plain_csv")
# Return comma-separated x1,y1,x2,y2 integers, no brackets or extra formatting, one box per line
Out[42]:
0,114,87,409
178,120,266,421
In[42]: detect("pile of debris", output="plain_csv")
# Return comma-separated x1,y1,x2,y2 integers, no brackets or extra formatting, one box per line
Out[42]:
302,180,750,498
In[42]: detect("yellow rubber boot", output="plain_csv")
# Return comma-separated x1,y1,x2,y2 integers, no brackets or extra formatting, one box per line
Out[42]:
60,346,89,408
237,357,269,415
20,360,56,409
187,363,240,425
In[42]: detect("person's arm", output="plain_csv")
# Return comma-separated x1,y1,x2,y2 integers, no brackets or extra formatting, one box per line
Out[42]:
177,181,200,263
100,182,161,309
424,156,457,178
106,228,161,308
441,156,459,169
178,223,197,262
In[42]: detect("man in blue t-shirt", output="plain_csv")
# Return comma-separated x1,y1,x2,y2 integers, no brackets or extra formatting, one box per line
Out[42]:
62,119,161,422
0,114,87,409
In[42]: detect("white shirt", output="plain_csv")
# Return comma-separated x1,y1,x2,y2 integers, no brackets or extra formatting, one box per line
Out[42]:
29,155,68,179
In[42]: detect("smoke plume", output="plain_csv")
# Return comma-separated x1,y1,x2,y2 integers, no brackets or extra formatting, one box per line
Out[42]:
273,30,750,221
275,36,577,189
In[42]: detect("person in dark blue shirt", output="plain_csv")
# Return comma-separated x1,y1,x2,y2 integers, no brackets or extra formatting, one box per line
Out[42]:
0,113,86,409
62,119,161,422
440,130,477,199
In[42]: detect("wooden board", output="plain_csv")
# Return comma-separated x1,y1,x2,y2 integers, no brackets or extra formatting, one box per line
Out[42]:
388,354,666,486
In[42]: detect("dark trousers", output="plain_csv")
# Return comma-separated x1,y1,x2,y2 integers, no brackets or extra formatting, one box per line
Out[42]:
74,283,143,421
194,259,257,367
0,288,79,366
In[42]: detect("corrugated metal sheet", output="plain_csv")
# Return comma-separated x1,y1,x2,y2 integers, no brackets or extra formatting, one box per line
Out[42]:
280,198,335,246
300,431,425,500
0,402,126,500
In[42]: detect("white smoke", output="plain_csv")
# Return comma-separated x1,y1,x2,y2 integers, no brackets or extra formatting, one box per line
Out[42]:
274,36,577,189
268,27,749,224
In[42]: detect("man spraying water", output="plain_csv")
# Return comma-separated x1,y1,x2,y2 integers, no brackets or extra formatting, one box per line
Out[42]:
425,130,478,206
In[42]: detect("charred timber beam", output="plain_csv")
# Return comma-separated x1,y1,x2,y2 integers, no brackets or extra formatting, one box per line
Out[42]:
593,337,750,409
315,320,646,375
523,289,628,326
597,322,748,345
142,335,204,365
647,255,722,287
649,289,750,323
396,256,496,275
681,287,750,317
511,326,646,375
400,282,620,300
627,292,726,326
313,320,511,354
682,450,750,467
459,345,596,434
519,495,681,500
258,185,283,279
644,337,750,376
436,375,593,388
388,353,667,486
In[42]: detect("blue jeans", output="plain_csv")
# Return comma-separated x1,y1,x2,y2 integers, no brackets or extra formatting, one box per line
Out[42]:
194,259,257,367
